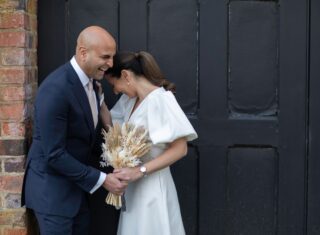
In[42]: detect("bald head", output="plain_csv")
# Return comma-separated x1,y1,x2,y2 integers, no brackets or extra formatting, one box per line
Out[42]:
77,26,115,51
75,26,116,80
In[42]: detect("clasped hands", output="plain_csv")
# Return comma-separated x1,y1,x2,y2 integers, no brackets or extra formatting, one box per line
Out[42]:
102,167,144,195
97,81,144,195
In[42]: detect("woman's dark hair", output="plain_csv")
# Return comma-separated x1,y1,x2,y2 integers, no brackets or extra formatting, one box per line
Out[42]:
106,51,175,92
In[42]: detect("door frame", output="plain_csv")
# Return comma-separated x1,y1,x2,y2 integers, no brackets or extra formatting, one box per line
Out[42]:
307,0,320,234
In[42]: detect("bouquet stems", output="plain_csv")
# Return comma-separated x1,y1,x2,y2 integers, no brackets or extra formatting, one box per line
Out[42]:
101,123,151,209
105,192,122,209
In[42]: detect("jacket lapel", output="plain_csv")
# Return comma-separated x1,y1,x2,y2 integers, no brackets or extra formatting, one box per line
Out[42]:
66,63,95,138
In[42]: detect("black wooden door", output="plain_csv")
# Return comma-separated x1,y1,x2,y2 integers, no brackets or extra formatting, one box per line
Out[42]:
38,0,311,234
199,1,308,234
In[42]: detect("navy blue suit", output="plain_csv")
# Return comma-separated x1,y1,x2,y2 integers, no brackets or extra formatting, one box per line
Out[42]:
21,62,101,233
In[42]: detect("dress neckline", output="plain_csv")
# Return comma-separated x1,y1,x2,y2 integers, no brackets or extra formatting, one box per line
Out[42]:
127,87,163,121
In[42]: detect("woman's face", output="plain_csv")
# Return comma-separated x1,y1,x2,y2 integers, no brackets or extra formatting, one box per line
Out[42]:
106,74,136,97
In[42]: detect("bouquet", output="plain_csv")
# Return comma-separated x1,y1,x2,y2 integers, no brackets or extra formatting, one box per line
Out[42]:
100,122,151,209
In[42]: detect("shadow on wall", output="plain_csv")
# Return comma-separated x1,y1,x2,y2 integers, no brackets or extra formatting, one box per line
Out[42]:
25,208,40,235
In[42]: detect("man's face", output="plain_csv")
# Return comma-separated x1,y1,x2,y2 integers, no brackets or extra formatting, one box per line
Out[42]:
83,42,116,80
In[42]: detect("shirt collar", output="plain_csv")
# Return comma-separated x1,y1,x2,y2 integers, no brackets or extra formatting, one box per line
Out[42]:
70,56,90,87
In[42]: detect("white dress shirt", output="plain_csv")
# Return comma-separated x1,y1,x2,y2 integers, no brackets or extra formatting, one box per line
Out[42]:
70,57,106,194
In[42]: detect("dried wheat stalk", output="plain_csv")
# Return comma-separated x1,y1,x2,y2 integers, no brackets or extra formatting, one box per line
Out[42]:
100,122,151,208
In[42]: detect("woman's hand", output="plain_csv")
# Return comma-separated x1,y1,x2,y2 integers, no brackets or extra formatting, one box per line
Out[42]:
113,138,188,184
114,167,143,183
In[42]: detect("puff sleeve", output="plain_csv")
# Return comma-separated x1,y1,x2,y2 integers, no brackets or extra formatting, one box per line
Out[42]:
147,90,198,145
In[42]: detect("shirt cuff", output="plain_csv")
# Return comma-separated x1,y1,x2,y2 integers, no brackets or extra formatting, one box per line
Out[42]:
99,93,104,106
90,172,107,194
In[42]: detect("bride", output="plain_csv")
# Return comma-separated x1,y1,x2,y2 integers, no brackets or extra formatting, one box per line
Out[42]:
104,51,198,235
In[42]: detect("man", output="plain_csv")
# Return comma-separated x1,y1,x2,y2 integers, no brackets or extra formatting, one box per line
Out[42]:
21,26,126,234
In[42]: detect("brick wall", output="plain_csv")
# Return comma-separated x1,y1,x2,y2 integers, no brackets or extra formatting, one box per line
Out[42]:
0,0,37,234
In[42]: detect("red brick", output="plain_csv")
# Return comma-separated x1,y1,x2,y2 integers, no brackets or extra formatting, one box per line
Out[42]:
0,210,14,225
26,68,37,84
0,67,37,85
29,15,37,32
0,209,25,226
26,50,36,66
0,31,27,47
0,86,25,101
26,0,37,15
25,83,37,100
3,228,27,235
0,48,26,66
32,33,37,49
0,12,27,29
0,68,26,84
0,102,25,120
23,101,34,120
0,139,26,155
0,175,24,193
0,1,20,10
2,122,26,137
27,33,36,49
4,157,25,172
4,193,22,208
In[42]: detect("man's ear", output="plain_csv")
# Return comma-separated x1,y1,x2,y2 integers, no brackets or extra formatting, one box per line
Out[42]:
78,46,87,61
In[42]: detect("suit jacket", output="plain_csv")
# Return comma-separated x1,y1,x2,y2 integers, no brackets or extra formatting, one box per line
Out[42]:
21,62,101,217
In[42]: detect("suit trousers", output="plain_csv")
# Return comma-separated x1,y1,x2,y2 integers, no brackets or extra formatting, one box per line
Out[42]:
34,194,90,235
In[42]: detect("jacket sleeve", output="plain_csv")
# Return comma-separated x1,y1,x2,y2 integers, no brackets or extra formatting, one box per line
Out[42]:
36,82,100,193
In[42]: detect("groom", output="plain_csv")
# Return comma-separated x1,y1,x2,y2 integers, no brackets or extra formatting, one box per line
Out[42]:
21,26,127,234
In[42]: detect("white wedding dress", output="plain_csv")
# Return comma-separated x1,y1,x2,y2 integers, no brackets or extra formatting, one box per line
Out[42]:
110,87,197,235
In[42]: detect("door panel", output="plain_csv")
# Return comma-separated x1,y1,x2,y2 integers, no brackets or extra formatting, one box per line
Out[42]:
226,148,278,234
229,2,278,116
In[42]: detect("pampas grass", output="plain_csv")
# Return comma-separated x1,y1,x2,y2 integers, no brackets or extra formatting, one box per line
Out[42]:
100,122,151,208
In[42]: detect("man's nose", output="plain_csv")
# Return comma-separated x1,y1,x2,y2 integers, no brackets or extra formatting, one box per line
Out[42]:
106,59,113,68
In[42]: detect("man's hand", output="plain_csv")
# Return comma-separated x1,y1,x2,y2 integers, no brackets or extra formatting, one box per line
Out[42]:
102,173,128,195
114,167,143,183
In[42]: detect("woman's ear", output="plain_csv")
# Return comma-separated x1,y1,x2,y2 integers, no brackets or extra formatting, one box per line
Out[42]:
121,70,132,84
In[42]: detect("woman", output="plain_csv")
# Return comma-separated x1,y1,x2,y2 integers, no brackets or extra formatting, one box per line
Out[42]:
105,51,197,235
